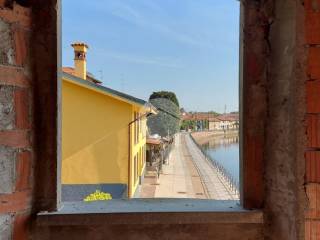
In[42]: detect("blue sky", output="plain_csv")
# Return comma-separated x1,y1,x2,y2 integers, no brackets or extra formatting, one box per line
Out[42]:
62,0,240,112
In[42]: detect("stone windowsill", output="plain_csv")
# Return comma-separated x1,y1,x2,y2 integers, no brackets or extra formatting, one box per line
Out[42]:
37,199,263,226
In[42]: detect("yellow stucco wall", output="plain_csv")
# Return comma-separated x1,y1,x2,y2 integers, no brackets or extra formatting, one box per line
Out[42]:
62,77,148,198
62,79,132,185
129,107,147,197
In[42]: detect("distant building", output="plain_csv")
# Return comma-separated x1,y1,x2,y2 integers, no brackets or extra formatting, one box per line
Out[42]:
61,42,157,201
181,112,215,131
208,117,222,130
181,112,239,131
209,114,239,131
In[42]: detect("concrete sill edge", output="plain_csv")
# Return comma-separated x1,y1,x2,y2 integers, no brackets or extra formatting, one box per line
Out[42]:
37,199,263,226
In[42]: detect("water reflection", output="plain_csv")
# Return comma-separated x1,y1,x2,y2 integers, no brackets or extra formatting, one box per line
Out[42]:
201,134,239,185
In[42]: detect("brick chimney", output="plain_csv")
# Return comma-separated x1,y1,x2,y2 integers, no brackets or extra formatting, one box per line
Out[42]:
71,42,88,80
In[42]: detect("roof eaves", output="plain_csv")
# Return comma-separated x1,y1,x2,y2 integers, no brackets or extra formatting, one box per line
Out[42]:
62,72,147,107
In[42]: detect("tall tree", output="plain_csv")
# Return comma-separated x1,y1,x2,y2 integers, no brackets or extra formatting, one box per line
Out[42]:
149,91,179,107
147,91,180,137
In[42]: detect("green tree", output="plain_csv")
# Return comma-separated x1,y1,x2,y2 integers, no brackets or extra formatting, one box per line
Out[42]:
147,91,180,137
149,91,179,107
180,120,196,131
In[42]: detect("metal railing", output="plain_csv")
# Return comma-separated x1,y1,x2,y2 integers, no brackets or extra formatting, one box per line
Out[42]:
189,134,239,196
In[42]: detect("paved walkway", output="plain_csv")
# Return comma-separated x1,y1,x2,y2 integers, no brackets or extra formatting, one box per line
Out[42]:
184,133,238,200
140,133,238,200
153,133,207,198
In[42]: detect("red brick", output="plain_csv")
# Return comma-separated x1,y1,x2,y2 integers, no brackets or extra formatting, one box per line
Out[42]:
0,0,5,7
0,130,29,148
14,88,30,129
0,190,31,213
306,11,320,44
13,213,30,240
305,0,320,11
306,184,320,219
304,0,320,44
13,27,30,67
15,151,31,191
306,152,320,183
306,80,320,113
305,220,320,239
0,4,31,28
246,51,267,85
0,65,30,87
243,134,264,208
307,114,320,148
308,48,320,80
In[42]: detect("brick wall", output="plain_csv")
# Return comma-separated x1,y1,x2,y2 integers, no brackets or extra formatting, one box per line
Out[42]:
305,0,320,239
0,2,33,239
0,0,318,239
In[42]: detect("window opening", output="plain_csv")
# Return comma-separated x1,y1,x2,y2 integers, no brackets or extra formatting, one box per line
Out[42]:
61,0,240,203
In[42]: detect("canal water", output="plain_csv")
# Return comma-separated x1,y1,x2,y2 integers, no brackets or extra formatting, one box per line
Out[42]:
200,134,239,187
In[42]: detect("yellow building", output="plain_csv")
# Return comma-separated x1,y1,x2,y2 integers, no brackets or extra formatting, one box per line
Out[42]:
61,43,156,200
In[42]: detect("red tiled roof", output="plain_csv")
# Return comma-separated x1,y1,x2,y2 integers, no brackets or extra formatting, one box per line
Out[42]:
182,112,239,122
182,113,216,121
217,114,239,121
146,138,162,145
208,117,221,122
181,114,194,120
62,67,75,75
62,67,102,84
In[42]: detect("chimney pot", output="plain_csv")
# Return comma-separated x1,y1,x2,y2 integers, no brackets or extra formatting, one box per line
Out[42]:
71,42,89,80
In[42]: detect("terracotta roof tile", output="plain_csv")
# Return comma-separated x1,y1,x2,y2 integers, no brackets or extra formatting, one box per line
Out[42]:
147,138,162,145
62,67,102,84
